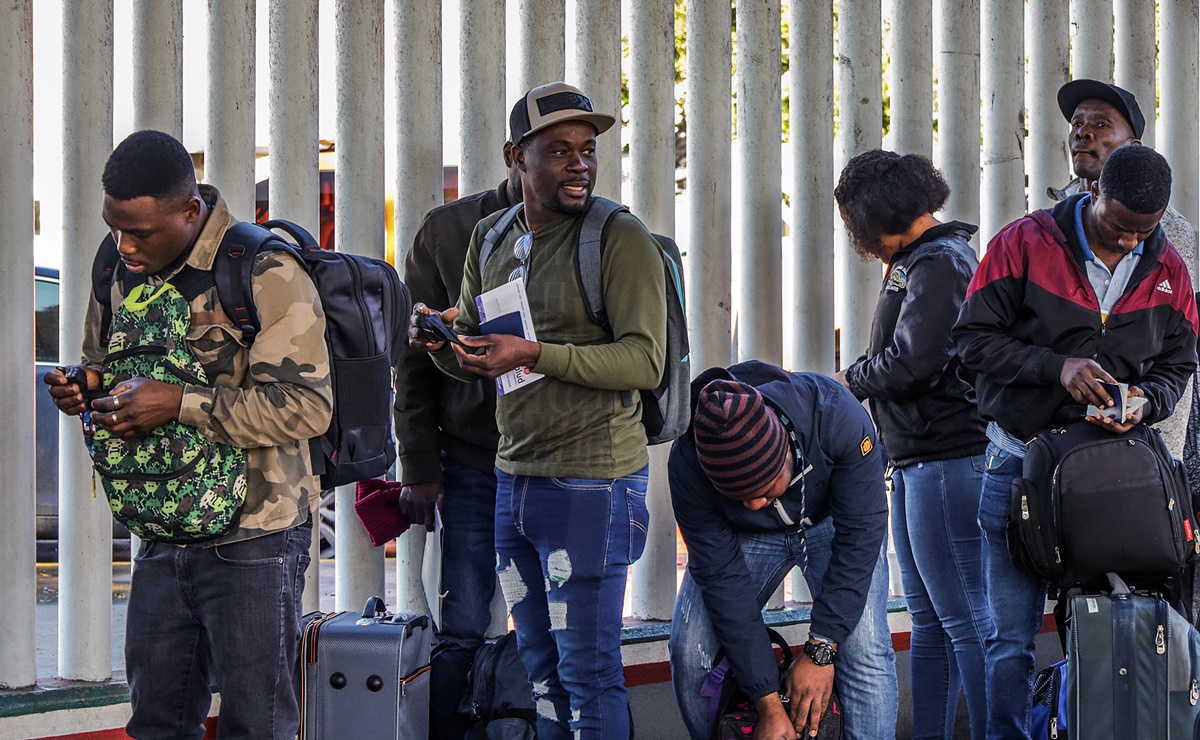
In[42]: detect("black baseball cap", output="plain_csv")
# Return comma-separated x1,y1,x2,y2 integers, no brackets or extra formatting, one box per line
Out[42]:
1057,79,1145,139
508,82,615,144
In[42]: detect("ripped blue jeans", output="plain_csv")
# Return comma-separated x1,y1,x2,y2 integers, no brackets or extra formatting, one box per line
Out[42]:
494,466,650,740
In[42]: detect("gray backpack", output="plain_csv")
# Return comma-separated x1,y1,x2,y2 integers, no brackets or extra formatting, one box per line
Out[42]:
479,196,690,445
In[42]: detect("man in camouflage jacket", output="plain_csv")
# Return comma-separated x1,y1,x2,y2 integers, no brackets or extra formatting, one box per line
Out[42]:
45,130,332,740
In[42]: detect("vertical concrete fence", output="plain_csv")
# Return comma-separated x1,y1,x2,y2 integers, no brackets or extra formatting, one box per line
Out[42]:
2,0,1198,694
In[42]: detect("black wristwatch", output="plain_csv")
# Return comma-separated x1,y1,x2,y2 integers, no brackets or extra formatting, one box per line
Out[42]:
803,639,837,666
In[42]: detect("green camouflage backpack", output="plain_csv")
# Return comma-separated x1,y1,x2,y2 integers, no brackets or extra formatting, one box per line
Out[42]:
89,281,247,543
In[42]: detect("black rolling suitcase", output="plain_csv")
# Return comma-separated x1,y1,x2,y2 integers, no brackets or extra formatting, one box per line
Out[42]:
299,597,433,739
1066,573,1200,739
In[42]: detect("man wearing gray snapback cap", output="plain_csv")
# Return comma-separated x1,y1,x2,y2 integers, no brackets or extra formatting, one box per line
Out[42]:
409,82,668,740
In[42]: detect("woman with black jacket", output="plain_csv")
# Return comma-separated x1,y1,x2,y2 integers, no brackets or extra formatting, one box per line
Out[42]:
832,150,991,740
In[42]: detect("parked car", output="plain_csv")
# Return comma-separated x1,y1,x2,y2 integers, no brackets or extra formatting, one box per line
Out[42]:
33,267,335,560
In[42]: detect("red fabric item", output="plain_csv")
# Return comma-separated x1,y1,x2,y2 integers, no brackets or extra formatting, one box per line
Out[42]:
353,479,415,546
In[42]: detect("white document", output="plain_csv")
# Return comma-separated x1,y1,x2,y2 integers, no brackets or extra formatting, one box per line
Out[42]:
475,279,543,396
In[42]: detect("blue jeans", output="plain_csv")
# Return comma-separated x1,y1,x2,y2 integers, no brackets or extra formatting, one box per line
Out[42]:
892,455,990,740
125,521,312,740
669,518,898,740
431,453,499,740
494,466,650,740
977,443,1046,740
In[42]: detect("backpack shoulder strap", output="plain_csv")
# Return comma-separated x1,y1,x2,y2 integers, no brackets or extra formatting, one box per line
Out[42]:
576,196,629,329
215,220,292,342
479,203,526,276
92,234,122,346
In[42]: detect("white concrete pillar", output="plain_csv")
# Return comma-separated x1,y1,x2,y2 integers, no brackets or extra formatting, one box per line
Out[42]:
935,0,980,230
981,0,1026,243
1113,0,1156,147
60,0,114,682
734,0,782,365
132,0,183,138
1026,0,1070,210
269,0,320,613
518,0,566,94
1070,0,1114,82
459,0,506,199
685,0,732,374
788,0,834,375
1162,0,1200,227
205,0,256,219
887,0,932,158
835,0,882,365
333,0,387,610
575,0,622,201
392,0,443,614
628,0,676,622
0,0,36,691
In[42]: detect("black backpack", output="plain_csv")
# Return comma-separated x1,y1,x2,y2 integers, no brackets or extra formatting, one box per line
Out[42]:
93,218,410,490
1008,421,1199,590
479,196,690,445
458,631,536,739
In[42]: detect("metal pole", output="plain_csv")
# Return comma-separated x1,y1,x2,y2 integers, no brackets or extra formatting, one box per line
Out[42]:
628,0,676,622
835,0,882,365
0,0,36,690
575,0,622,202
1162,0,1200,227
393,0,443,614
333,0,387,611
685,0,732,374
1026,0,1070,210
60,0,114,681
935,0,980,230
1113,0,1157,147
459,0,506,199
790,0,834,375
517,0,566,94
132,0,183,138
1070,0,1114,82
206,0,256,219
888,0,932,158
269,0,320,613
981,0,1026,243
734,0,782,365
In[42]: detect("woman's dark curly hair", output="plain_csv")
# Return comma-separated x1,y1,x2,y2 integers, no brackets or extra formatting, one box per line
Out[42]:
834,150,951,258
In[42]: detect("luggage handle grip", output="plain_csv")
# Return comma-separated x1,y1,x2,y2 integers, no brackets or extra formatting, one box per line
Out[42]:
361,596,387,619
1106,572,1132,596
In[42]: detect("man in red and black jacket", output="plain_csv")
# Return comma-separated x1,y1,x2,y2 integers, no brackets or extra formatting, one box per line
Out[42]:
953,144,1198,739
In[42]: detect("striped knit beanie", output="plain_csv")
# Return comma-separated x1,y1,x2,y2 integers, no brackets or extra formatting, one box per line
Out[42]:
693,379,789,499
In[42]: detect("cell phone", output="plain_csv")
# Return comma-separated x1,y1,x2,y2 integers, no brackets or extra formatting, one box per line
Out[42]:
419,310,465,346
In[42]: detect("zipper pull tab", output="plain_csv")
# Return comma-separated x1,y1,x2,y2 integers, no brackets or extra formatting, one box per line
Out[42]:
1055,547,1061,564
1170,498,1176,511
1191,679,1198,705
1021,495,1030,520
1156,624,1166,654
1050,717,1058,738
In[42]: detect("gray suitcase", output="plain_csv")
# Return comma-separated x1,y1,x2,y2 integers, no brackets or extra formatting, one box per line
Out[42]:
299,596,432,739
1066,573,1200,739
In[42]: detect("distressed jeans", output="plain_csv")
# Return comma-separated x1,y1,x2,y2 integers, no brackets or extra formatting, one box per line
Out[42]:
892,455,991,740
977,443,1046,740
430,453,500,740
494,466,650,740
125,521,312,740
669,518,899,740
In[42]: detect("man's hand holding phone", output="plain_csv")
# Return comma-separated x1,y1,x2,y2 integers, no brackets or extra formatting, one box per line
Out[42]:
408,303,464,352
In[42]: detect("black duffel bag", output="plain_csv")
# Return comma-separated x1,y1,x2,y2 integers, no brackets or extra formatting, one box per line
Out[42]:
1009,421,1199,590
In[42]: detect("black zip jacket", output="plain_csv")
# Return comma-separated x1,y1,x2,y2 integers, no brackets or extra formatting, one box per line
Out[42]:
670,362,888,701
845,221,987,467
394,182,515,483
952,194,1199,441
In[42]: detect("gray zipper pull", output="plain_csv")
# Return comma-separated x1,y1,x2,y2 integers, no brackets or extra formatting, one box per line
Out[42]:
1021,495,1030,520
1156,624,1165,654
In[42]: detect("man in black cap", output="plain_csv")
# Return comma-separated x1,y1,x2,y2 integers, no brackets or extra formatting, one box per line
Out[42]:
409,82,667,740
667,361,897,740
1048,79,1198,464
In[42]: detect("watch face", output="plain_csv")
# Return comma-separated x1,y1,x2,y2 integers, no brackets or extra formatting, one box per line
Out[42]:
804,640,836,666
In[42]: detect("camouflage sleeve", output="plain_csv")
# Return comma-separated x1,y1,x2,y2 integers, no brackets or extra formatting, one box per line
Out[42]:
81,290,107,365
178,249,333,448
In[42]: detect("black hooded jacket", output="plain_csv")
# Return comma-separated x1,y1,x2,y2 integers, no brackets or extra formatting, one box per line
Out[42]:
845,221,988,467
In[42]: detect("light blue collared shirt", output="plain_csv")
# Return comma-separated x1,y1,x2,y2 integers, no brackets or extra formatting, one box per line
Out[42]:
1074,194,1143,319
